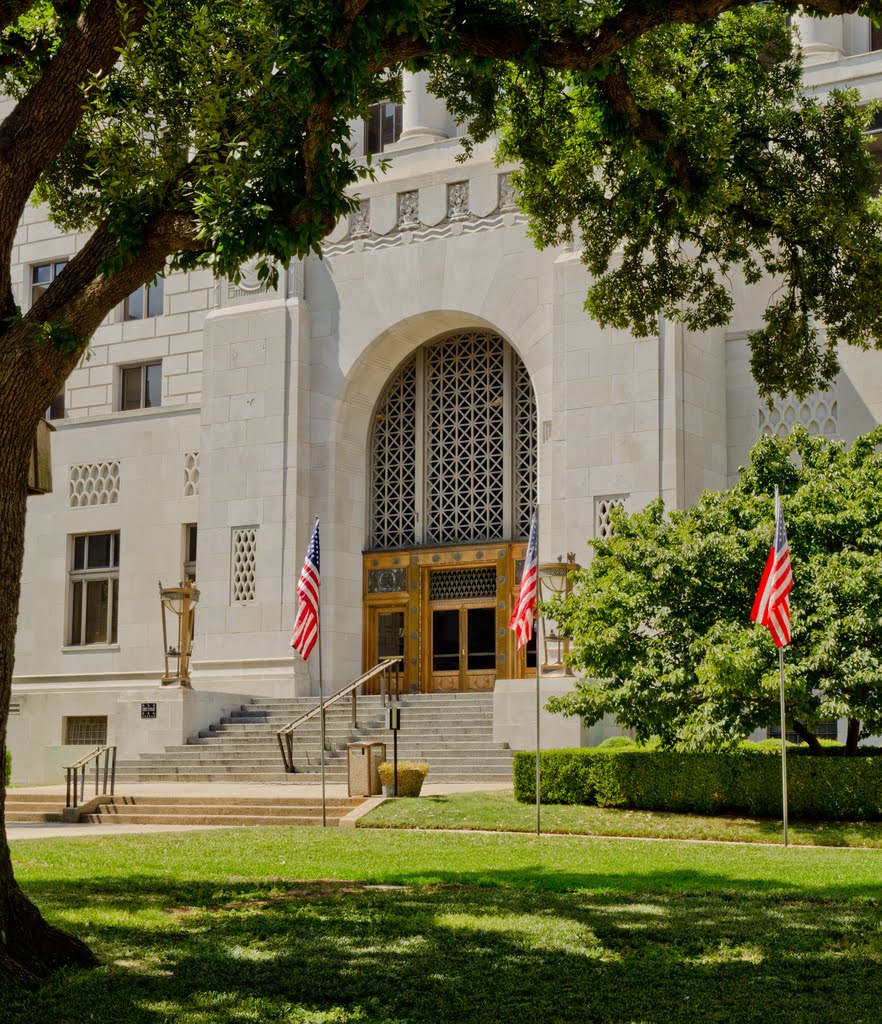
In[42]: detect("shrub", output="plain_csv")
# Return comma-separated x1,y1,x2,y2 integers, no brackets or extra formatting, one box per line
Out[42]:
596,736,637,749
378,760,430,797
513,749,882,820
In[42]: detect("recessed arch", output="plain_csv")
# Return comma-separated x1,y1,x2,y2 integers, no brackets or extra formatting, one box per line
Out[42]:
368,327,537,550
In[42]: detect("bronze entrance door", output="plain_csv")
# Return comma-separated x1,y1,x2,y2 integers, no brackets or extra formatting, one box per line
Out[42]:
430,603,496,692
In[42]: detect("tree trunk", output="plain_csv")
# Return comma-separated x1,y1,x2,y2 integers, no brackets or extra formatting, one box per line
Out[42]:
845,717,861,756
791,718,824,755
0,394,97,985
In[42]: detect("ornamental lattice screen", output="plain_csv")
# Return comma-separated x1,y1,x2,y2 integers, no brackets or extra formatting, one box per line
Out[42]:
369,330,537,549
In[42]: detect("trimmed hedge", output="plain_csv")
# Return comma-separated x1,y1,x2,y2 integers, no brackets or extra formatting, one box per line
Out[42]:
513,748,882,820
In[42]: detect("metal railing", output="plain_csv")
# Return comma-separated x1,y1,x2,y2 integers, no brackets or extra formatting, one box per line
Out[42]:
64,745,117,809
277,657,402,774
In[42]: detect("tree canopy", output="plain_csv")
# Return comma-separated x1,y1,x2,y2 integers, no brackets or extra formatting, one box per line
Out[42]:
546,427,882,756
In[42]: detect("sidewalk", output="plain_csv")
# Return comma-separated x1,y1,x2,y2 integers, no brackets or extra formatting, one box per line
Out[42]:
6,780,511,841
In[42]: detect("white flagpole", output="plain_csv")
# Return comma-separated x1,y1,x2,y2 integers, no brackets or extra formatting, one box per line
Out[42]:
316,517,327,828
774,486,788,848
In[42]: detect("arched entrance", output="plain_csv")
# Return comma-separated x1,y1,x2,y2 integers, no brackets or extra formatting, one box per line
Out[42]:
362,329,537,692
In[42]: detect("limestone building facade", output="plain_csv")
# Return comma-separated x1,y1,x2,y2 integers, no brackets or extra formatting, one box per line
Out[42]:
9,17,882,781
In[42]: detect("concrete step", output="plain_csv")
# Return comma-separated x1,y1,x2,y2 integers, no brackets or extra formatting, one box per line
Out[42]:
5,809,64,822
84,812,350,826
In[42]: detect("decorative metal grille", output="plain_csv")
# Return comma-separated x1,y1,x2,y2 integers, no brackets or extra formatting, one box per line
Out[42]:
514,358,537,538
595,495,627,540
369,331,537,549
184,451,199,496
429,567,497,602
425,332,506,544
69,461,120,508
63,715,107,745
367,568,408,593
231,527,258,603
371,357,418,549
758,390,838,439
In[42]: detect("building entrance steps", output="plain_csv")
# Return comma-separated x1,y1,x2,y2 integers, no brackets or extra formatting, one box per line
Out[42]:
114,692,514,785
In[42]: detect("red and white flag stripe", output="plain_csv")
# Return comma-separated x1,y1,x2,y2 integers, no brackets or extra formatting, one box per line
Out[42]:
290,519,320,660
509,511,538,650
751,492,793,648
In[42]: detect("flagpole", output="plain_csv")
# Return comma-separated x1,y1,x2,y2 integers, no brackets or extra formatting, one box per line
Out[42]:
316,517,327,828
535,575,542,839
772,485,788,848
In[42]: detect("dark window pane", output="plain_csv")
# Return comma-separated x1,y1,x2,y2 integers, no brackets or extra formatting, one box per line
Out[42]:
146,278,164,317
432,609,460,672
32,264,51,285
366,105,382,155
187,525,198,563
525,630,537,670
381,102,397,147
377,611,404,660
86,533,111,569
70,581,83,645
54,260,68,276
48,392,65,420
145,362,161,408
122,366,142,410
126,287,144,320
73,536,86,571
84,579,109,643
112,532,120,567
873,25,882,51
467,607,496,670
110,578,118,643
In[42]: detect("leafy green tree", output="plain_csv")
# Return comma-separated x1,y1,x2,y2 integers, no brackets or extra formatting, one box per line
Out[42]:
547,427,882,758
1,0,882,984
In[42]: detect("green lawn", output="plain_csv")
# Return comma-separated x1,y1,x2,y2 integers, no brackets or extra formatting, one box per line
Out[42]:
359,789,882,847
4,827,882,1023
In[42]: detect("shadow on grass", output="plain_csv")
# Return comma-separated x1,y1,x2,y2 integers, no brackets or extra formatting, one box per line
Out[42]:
3,874,882,1024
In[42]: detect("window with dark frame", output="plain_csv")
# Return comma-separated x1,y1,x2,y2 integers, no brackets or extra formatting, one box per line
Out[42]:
365,101,403,155
69,532,120,646
124,276,164,320
873,24,882,51
31,260,68,304
120,362,161,411
184,523,197,582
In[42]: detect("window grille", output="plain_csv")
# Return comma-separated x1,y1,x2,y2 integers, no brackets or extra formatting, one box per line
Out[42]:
69,461,120,508
371,358,418,550
768,721,838,742
595,495,628,540
369,331,537,549
63,716,107,745
429,567,497,602
424,332,507,544
184,451,200,496
231,527,258,603
514,359,537,538
758,390,838,439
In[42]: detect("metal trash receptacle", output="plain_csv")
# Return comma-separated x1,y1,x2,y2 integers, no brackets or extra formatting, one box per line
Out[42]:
347,740,387,797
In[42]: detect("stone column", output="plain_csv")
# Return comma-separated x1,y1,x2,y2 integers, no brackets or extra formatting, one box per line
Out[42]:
395,70,452,147
793,14,845,64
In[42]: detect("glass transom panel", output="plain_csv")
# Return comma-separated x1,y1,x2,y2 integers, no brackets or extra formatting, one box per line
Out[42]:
369,331,537,549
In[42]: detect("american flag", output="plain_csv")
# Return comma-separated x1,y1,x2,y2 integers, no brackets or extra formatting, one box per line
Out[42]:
290,519,320,660
509,511,538,650
751,492,793,648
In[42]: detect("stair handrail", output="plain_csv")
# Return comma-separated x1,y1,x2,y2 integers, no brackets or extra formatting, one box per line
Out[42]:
276,656,403,773
63,744,117,809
